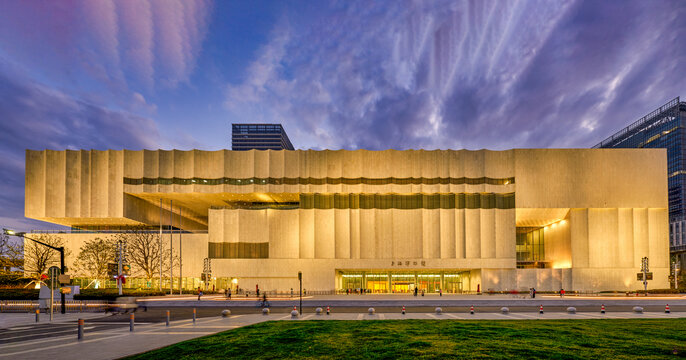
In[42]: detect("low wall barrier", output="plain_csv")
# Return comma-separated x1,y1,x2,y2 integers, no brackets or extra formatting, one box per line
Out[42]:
0,300,108,313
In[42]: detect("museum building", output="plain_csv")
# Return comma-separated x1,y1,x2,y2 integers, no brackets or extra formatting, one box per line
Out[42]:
25,148,670,292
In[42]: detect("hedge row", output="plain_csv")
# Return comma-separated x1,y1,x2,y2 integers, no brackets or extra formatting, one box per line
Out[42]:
0,288,40,300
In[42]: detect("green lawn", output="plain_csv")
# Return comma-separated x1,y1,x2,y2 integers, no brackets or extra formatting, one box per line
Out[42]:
125,319,686,359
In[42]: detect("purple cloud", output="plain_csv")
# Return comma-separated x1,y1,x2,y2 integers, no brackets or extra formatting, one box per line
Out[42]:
0,61,160,231
225,0,686,150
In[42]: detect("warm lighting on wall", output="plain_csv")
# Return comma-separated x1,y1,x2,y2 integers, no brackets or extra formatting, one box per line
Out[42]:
552,261,571,269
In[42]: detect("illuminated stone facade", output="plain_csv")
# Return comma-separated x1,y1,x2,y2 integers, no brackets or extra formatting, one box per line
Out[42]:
25,149,670,292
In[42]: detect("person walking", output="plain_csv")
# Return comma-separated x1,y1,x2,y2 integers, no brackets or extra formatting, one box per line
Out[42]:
414,287,418,297
560,288,565,298
198,287,203,301
256,284,260,297
532,288,536,299
227,288,232,300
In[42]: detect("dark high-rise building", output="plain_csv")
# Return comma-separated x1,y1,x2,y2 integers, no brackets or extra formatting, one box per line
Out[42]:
594,97,686,254
231,123,294,151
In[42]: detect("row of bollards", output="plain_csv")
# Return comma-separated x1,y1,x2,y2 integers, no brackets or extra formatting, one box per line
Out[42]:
70,302,676,340
395,304,674,315
74,308,204,341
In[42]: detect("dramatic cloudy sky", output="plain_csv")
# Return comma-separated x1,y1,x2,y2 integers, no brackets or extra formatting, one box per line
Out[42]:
0,0,685,231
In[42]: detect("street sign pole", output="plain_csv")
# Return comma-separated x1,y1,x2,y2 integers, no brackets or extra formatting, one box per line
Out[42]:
48,266,60,321
50,271,54,321
641,257,649,293
59,247,65,314
118,241,123,296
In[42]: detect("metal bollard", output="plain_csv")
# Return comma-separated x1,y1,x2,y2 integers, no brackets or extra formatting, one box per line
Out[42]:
77,319,84,340
193,308,196,324
166,310,170,326
35,309,40,323
130,313,135,332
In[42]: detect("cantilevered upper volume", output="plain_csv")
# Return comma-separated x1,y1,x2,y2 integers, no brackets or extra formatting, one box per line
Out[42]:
25,149,670,292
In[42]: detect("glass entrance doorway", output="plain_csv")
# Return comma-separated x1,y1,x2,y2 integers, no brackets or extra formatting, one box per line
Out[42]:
417,273,441,293
366,273,388,293
338,270,471,293
443,273,465,293
391,273,415,293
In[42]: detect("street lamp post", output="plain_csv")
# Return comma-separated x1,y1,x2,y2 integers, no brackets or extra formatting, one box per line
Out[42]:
4,229,67,314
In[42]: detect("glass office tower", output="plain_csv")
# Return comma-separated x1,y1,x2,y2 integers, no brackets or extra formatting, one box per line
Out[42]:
232,123,294,151
594,97,686,254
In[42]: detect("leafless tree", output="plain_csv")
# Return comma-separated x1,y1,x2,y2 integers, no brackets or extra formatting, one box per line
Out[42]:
111,227,179,282
0,234,24,273
74,237,116,281
23,234,70,276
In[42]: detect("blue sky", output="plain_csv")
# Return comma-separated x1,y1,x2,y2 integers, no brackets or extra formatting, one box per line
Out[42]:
0,0,685,231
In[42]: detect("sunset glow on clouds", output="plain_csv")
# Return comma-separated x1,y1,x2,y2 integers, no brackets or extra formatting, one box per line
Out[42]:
0,0,685,230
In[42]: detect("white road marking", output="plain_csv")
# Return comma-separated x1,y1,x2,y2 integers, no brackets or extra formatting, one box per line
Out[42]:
1,326,96,341
7,326,34,331
176,326,239,329
356,314,364,320
508,313,539,319
144,332,216,335
445,313,464,320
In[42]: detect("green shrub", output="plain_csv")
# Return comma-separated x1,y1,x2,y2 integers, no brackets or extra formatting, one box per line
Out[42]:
0,288,40,300
74,289,168,300
0,274,34,287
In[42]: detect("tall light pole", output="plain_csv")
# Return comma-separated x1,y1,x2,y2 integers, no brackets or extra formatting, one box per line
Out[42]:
159,198,163,291
4,229,66,314
178,207,183,295
170,200,173,295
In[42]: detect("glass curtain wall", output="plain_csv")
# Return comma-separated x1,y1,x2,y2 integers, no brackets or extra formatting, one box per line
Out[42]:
516,227,546,268
338,270,470,293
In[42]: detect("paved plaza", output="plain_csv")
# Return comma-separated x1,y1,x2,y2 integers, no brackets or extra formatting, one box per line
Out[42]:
1,306,685,360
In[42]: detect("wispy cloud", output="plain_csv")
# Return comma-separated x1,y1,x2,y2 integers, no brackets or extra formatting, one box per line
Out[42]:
0,0,212,99
0,61,160,231
225,0,686,150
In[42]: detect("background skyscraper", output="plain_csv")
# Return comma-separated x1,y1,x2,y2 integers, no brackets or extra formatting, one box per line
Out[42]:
231,123,294,151
594,97,686,259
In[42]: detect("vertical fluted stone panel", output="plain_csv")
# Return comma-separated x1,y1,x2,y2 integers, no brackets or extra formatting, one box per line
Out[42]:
570,209,589,268
495,209,515,259
455,209,466,258
617,208,634,268
315,209,335,259
299,209,315,259
350,209,360,259
423,209,440,259
360,209,376,259
480,209,496,259
335,209,351,259
465,209,481,258
440,209,455,259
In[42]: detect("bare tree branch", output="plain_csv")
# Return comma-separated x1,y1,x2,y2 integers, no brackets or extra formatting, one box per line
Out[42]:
74,237,116,281
112,227,179,281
